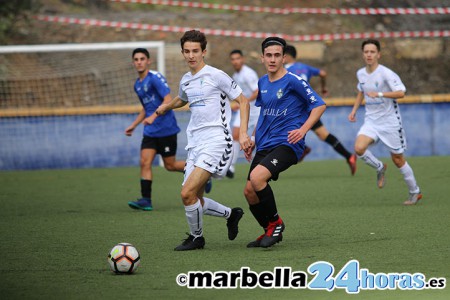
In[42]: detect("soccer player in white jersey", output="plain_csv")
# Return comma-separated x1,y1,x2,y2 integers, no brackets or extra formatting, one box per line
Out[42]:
348,39,422,205
244,37,326,248
227,49,260,178
155,30,252,251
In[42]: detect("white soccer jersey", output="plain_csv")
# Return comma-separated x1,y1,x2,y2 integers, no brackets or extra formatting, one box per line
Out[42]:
232,64,260,117
356,64,406,125
179,64,243,149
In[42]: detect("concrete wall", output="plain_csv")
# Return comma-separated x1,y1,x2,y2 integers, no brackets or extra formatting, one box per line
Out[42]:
0,103,449,170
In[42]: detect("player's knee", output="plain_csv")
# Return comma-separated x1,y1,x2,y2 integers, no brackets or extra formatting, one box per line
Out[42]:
164,162,176,171
180,189,196,205
354,144,366,156
140,158,150,169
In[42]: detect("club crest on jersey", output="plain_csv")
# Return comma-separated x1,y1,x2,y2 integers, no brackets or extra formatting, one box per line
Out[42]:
276,89,283,99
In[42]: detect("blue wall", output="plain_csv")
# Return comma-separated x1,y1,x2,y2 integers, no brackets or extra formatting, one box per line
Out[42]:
0,103,449,170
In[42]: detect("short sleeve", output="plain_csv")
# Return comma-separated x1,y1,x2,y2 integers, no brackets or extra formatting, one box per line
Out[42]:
292,75,326,111
385,69,406,92
152,72,171,98
217,70,243,101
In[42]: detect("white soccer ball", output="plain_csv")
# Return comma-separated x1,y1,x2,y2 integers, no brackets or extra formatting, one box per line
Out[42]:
107,243,140,274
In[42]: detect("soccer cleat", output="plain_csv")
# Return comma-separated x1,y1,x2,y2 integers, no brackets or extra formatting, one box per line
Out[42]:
260,218,285,248
298,146,311,163
377,163,387,189
347,154,357,176
128,198,153,211
247,233,283,248
403,191,423,206
205,178,212,194
227,207,244,240
174,234,205,251
226,170,235,179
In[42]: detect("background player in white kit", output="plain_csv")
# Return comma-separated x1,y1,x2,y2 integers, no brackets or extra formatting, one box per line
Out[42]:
227,49,260,178
156,30,252,250
348,39,422,205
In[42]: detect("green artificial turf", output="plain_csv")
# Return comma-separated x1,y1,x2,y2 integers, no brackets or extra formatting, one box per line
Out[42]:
1,156,449,299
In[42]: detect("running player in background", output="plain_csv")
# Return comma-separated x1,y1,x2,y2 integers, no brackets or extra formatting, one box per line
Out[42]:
227,49,260,178
284,45,357,175
348,39,422,205
244,37,326,248
125,48,185,211
156,30,252,250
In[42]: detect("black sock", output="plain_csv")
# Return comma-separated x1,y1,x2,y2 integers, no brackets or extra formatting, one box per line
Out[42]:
255,184,279,222
249,202,269,229
140,179,152,199
325,134,351,160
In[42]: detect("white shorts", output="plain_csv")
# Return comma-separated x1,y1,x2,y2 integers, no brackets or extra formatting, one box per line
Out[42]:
232,108,260,135
358,121,407,154
183,142,233,185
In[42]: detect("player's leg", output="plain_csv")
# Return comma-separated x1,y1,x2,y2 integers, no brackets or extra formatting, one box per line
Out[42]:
355,133,387,188
314,120,357,175
158,134,185,172
128,137,157,211
248,146,297,248
174,164,209,251
391,153,422,205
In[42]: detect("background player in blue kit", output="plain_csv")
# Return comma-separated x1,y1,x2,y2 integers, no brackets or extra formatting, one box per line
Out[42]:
125,48,186,211
284,45,357,175
243,37,326,248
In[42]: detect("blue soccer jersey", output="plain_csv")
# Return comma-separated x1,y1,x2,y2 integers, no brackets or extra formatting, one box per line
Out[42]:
255,72,326,160
134,71,180,138
286,62,320,82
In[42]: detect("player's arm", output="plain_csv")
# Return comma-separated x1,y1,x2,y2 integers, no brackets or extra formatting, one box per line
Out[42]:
155,96,188,116
143,94,173,125
232,93,252,158
348,91,364,122
125,108,146,136
366,90,405,99
288,104,326,144
319,69,328,96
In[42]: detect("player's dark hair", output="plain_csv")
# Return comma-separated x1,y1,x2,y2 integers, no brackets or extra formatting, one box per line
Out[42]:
132,48,150,58
261,37,287,54
361,39,381,51
284,45,297,58
180,30,207,51
230,49,243,56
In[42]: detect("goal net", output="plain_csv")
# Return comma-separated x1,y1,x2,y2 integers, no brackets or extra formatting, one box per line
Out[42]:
0,41,189,170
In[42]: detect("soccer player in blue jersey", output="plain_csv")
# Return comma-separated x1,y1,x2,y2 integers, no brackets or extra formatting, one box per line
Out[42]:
284,45,357,175
243,37,326,248
125,48,186,211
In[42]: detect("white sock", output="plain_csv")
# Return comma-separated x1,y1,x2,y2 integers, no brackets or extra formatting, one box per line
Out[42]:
202,197,232,219
358,150,383,170
399,162,420,193
229,141,241,173
184,200,203,237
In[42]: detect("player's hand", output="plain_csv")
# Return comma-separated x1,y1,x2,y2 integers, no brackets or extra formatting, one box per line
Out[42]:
243,140,255,162
239,133,253,161
287,128,307,144
348,111,356,122
155,104,168,116
125,126,135,136
143,114,157,125
366,91,378,98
